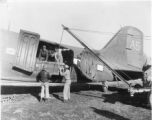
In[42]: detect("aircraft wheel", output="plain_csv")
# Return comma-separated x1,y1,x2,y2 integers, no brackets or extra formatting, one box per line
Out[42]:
102,81,108,93
103,86,108,93
147,91,152,109
133,84,142,88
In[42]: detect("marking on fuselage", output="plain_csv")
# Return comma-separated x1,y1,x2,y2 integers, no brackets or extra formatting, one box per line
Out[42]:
97,65,103,71
6,48,16,55
130,40,140,51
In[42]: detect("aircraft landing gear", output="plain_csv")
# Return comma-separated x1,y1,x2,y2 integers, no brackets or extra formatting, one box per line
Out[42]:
102,81,108,93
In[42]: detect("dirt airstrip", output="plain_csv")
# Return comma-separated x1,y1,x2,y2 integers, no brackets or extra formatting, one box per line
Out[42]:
1,85,151,120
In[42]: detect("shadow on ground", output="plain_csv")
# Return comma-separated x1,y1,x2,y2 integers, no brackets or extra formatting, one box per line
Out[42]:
51,93,63,101
102,91,150,110
91,107,130,120
73,86,151,110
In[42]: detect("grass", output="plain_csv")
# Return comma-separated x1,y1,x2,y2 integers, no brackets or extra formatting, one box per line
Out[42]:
1,86,151,120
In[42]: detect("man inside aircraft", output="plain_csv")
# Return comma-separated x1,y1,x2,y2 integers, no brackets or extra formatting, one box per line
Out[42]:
52,47,70,63
38,45,48,61
48,47,55,62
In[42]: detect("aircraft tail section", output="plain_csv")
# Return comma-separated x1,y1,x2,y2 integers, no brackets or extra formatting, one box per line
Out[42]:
102,26,144,71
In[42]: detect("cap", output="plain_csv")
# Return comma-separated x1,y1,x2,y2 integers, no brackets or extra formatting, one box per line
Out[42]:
43,64,47,69
43,45,46,48
64,65,69,68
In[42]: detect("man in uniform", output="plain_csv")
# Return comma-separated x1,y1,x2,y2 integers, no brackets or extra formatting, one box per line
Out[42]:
48,49,55,62
38,45,48,61
37,64,51,102
59,64,71,102
53,47,70,63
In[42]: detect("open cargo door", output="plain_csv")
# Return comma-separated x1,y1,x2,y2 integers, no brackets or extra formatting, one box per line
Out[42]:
13,30,40,73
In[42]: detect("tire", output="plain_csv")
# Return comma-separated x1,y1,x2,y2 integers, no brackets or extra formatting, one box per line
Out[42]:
103,86,108,93
132,84,142,88
102,81,108,93
147,91,152,109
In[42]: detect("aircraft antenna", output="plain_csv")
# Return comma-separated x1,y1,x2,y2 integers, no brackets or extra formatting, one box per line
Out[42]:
69,28,151,40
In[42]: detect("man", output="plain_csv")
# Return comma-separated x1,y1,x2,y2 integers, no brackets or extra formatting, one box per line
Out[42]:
53,47,70,63
143,72,152,87
55,48,63,63
59,64,71,102
38,45,48,61
38,64,51,102
48,49,55,62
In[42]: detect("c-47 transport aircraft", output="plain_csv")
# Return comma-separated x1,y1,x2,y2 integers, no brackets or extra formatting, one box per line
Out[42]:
0,26,151,91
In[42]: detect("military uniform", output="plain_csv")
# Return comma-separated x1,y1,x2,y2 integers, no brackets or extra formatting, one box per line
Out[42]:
55,49,63,63
59,65,71,102
48,50,55,62
38,46,48,61
38,67,50,102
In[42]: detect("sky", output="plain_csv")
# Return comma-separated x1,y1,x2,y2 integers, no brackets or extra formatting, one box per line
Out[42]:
0,0,151,57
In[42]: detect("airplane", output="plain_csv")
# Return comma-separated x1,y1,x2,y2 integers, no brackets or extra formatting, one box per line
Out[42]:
0,26,151,91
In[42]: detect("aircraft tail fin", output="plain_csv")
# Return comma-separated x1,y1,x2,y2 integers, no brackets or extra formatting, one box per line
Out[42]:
102,26,144,70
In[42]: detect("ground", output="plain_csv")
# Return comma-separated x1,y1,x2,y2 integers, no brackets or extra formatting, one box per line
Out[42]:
1,85,151,120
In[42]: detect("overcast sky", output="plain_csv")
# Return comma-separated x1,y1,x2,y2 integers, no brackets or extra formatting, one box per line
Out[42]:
0,0,151,57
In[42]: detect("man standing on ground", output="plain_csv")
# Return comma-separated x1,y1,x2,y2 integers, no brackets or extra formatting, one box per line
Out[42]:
38,64,51,102
59,64,71,102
